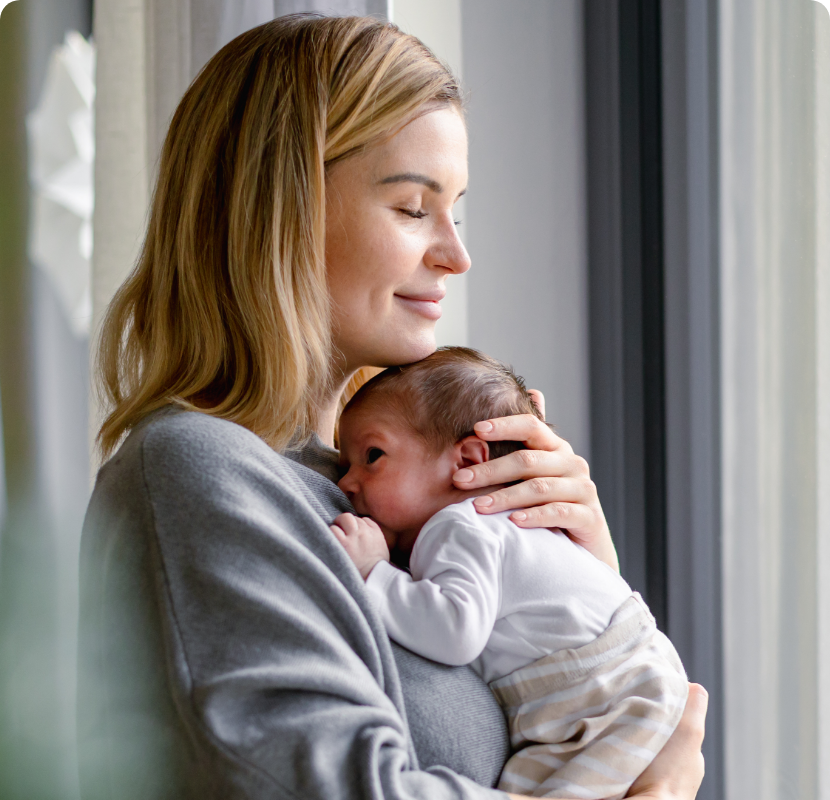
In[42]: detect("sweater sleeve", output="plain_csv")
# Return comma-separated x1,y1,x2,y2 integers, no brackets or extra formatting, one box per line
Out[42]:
365,511,502,667
80,412,505,800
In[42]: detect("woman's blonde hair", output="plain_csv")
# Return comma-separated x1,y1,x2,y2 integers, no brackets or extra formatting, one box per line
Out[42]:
96,14,461,457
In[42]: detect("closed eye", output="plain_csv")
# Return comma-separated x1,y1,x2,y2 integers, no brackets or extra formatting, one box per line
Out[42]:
366,447,384,464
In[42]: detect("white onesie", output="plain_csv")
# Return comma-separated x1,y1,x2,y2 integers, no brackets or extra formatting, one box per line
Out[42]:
364,497,688,800
365,496,633,683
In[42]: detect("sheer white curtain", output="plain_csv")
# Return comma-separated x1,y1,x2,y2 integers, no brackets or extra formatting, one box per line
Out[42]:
720,2,830,798
0,3,94,798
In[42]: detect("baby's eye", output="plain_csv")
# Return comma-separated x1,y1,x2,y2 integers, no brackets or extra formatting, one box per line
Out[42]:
366,447,384,464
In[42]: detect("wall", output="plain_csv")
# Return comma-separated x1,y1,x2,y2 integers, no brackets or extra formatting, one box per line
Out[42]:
391,0,467,348
393,0,590,457
462,0,591,459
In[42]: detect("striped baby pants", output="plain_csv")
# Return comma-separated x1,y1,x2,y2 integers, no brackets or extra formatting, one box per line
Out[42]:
490,593,688,800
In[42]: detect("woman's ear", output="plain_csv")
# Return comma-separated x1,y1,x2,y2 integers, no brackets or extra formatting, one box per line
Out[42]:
455,435,489,468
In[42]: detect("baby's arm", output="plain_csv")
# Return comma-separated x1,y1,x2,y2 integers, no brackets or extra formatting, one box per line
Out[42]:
336,512,502,667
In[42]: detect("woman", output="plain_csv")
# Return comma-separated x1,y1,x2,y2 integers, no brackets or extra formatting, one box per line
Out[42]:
79,15,706,800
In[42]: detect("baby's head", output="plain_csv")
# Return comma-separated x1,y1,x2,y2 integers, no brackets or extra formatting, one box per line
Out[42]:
337,347,544,552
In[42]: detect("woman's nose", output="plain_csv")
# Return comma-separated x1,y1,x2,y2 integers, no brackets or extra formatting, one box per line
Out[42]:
426,216,471,275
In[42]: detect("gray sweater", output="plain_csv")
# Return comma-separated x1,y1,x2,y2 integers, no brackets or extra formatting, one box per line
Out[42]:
78,409,510,800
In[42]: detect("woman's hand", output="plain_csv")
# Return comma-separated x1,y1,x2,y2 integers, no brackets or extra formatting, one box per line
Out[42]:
452,393,618,571
624,683,708,798
330,513,390,579
506,684,708,800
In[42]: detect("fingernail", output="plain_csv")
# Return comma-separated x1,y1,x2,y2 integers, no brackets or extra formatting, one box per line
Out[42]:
474,420,494,433
473,495,493,508
511,511,527,522
454,468,474,483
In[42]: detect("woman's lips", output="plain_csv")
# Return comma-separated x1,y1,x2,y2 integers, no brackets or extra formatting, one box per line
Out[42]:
394,293,443,320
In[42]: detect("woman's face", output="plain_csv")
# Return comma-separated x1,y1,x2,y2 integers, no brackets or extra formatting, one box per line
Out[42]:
325,106,470,375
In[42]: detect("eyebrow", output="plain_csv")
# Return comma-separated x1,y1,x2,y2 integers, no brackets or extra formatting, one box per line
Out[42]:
378,172,467,198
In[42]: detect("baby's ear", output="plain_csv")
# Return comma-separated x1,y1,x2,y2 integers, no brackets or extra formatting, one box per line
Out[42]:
457,435,490,466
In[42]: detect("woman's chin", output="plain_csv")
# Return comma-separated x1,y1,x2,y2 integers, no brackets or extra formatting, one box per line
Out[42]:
342,320,439,370
384,336,437,367
354,326,436,368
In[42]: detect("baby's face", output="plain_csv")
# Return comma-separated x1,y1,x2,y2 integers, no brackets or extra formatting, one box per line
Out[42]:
337,403,459,552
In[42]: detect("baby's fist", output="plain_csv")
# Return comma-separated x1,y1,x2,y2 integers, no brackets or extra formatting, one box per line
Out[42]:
330,513,390,580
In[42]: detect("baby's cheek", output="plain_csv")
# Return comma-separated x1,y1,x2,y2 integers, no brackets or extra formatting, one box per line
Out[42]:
367,497,403,530
367,492,414,533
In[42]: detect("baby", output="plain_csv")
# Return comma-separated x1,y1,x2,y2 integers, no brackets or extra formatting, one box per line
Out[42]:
331,347,688,800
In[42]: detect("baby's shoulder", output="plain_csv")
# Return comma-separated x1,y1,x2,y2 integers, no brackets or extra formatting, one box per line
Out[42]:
426,497,529,540
427,499,585,564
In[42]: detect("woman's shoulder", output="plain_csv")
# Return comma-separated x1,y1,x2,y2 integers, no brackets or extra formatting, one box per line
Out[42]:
84,409,361,636
121,406,285,472
96,408,351,525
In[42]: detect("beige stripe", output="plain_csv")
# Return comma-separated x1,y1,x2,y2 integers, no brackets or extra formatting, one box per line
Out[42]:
494,597,688,799
503,647,686,716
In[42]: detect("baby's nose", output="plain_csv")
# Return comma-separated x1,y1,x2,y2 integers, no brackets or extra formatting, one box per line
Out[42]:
337,469,358,499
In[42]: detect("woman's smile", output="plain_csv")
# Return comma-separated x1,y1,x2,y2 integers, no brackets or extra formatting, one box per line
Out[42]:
393,288,446,320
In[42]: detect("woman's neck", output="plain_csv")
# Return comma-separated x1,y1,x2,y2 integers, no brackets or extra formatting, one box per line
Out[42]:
315,398,341,449
315,367,353,448
316,361,384,448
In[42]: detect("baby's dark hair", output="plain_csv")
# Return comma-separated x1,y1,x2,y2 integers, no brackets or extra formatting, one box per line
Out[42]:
343,347,545,459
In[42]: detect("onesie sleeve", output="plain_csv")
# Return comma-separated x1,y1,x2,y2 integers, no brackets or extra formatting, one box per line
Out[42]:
365,511,502,666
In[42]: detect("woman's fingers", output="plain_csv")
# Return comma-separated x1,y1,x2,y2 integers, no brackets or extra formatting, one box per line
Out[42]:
470,476,591,513
459,413,619,571
471,413,570,454
684,685,708,744
508,500,598,532
626,683,708,799
454,448,589,493
671,683,708,753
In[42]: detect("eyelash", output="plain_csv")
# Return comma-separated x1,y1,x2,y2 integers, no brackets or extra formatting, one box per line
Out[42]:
398,209,463,227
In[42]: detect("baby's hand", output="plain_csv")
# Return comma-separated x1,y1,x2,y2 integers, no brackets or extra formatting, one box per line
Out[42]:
330,513,390,580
